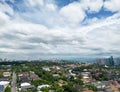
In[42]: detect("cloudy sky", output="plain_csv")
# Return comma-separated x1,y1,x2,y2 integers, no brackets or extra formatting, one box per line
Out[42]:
0,0,120,60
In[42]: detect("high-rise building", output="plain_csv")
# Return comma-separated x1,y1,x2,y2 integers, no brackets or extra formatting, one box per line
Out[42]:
96,56,115,66
114,58,120,66
108,56,114,66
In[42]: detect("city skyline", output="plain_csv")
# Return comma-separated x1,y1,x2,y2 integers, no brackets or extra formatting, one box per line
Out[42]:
0,0,120,59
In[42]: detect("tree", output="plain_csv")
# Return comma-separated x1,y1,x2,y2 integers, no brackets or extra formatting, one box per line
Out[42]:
0,72,3,78
63,85,80,92
74,79,84,85
5,86,11,92
85,85,98,91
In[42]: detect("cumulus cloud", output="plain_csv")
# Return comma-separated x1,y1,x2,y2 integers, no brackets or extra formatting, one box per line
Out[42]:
80,0,103,13
25,0,44,7
104,0,120,12
60,2,86,25
0,0,120,59
0,12,9,25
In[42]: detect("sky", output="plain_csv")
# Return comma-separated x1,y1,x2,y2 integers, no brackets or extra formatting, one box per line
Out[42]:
0,0,120,60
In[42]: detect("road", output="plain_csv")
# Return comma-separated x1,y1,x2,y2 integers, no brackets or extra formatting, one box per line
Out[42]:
11,72,17,92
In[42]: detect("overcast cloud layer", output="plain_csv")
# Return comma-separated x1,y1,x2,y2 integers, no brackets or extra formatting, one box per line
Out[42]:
0,0,120,60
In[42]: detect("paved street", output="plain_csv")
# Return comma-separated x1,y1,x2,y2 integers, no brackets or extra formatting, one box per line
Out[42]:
11,72,17,92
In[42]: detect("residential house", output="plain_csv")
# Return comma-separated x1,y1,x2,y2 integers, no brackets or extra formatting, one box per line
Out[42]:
42,67,51,71
30,74,40,80
37,84,50,92
20,82,34,91
3,72,11,77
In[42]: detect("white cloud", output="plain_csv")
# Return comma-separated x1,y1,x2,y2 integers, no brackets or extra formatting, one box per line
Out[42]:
25,0,44,7
80,0,103,13
0,2,13,15
0,0,120,59
46,3,57,11
104,0,120,12
0,12,9,26
60,2,86,25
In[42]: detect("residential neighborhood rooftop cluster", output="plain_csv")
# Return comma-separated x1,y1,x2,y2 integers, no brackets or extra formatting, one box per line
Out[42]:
0,56,120,92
